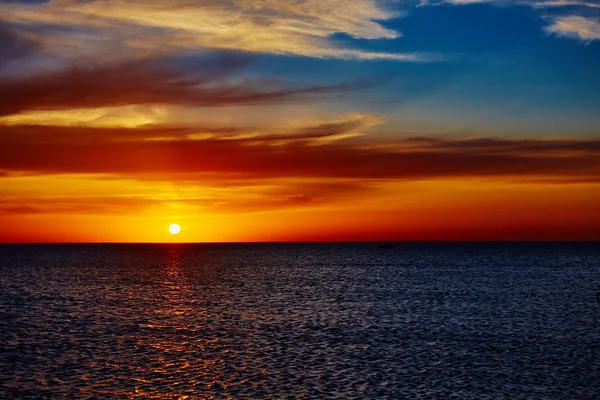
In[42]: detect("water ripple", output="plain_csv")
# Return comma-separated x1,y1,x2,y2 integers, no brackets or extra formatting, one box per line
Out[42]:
1,243,599,399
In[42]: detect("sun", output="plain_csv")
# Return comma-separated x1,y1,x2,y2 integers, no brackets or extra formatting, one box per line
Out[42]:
168,224,181,235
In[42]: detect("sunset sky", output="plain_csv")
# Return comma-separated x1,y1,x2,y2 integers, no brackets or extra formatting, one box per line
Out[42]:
0,0,599,242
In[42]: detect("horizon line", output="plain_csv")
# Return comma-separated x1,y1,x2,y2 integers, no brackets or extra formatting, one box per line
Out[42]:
1,240,598,245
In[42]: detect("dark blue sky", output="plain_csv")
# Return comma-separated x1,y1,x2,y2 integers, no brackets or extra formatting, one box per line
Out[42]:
231,1,600,136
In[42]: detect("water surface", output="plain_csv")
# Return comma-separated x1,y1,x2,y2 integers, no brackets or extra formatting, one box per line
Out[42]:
1,243,599,398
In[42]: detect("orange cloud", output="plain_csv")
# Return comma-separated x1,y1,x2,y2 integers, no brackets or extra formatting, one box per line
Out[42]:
1,120,599,181
0,180,369,216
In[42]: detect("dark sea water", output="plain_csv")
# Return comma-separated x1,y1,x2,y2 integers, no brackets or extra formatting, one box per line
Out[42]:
1,243,599,399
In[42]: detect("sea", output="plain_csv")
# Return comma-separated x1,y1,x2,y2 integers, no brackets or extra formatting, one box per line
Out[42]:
1,242,599,399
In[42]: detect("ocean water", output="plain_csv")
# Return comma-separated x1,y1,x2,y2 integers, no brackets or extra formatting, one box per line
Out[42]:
1,242,599,399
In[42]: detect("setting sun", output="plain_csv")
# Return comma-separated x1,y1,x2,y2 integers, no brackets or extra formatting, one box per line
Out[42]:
169,224,180,235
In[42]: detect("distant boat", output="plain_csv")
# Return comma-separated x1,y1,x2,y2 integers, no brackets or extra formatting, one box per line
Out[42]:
378,243,395,249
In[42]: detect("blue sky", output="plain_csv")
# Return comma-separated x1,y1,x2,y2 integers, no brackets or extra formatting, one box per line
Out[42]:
234,1,600,136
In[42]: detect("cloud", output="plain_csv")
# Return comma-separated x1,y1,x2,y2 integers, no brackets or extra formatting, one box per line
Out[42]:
0,56,376,116
0,179,373,215
532,1,600,9
0,0,424,61
1,120,598,217
0,113,382,143
545,15,600,41
421,0,600,6
417,0,502,6
0,21,41,67
1,119,598,181
0,195,158,215
407,136,600,152
419,0,600,42
191,180,375,214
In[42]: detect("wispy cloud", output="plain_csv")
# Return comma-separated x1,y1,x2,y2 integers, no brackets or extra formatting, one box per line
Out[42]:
419,0,600,42
0,0,425,61
1,119,598,182
418,0,503,6
0,21,41,67
532,1,600,9
0,179,372,215
421,0,600,6
545,15,600,41
0,56,379,116
0,113,382,144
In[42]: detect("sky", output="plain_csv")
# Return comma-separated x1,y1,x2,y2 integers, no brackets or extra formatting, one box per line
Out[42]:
0,0,599,242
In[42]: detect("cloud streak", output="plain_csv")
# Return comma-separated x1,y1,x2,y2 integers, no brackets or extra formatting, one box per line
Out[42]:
0,178,374,216
0,21,41,67
1,120,599,182
0,56,376,116
421,0,600,7
0,0,424,61
0,113,382,143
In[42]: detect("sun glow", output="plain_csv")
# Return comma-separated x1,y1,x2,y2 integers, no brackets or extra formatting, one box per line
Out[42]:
169,224,181,235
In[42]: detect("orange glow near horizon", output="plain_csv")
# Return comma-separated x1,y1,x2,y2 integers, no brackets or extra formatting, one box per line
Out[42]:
1,176,598,243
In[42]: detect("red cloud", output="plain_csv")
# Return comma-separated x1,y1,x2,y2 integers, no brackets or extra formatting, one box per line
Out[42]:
1,123,599,181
